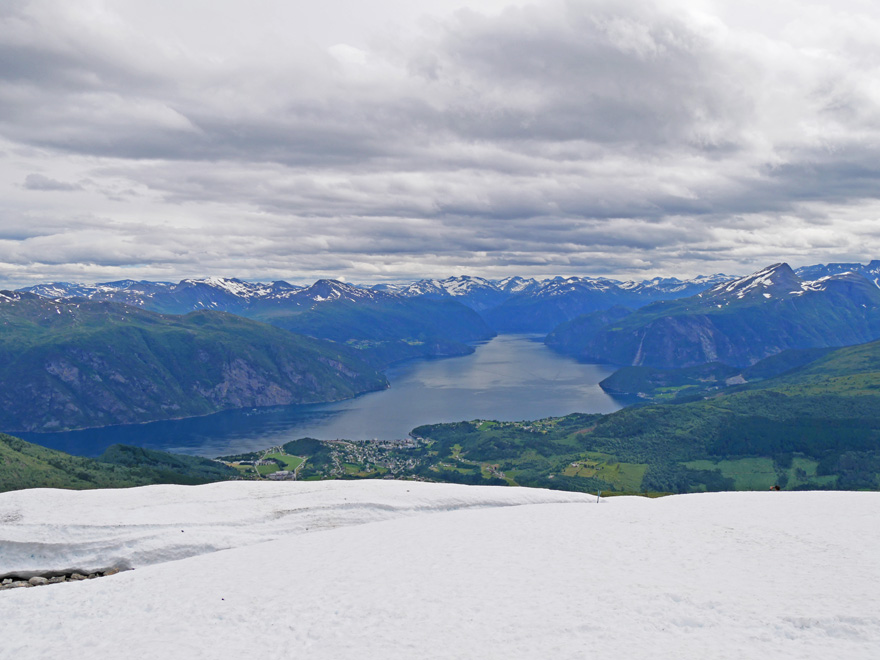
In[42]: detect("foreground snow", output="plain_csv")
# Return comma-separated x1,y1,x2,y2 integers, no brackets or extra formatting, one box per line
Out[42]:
0,480,587,577
1,482,878,659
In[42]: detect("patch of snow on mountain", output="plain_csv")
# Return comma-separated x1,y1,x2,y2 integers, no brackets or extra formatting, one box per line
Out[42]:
299,280,386,304
21,282,100,299
440,276,497,296
370,283,407,295
791,273,857,296
707,264,800,300
494,276,541,294
184,277,270,299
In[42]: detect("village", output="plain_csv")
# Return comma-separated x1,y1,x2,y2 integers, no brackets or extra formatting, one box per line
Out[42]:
220,437,427,481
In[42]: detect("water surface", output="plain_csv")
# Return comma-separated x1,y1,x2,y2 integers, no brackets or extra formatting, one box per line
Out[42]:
20,335,621,458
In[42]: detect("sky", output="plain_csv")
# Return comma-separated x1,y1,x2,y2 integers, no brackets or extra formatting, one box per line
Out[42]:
2,0,880,287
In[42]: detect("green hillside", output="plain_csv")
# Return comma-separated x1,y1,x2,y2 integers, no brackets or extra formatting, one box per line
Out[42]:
223,335,880,493
0,293,386,432
407,339,880,493
548,265,880,368
0,434,239,492
599,347,835,402
7,329,880,495
251,297,494,368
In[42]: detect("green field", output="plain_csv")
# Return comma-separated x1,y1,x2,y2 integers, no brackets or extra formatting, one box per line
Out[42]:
562,453,648,491
684,458,779,490
265,453,304,470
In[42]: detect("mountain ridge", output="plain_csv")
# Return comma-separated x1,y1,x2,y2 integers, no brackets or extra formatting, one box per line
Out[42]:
0,293,387,432
548,264,880,368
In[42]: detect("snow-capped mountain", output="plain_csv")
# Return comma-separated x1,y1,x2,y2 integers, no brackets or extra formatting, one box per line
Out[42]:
483,274,731,332
701,263,880,306
295,279,389,304
1,481,877,659
14,275,495,375
554,263,880,368
0,290,26,303
703,263,803,301
619,273,731,296
494,275,543,295
795,260,880,290
19,282,100,299
18,277,305,315
393,276,510,311
17,270,734,333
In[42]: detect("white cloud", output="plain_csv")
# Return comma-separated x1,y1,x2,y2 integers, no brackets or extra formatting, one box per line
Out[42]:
1,0,879,287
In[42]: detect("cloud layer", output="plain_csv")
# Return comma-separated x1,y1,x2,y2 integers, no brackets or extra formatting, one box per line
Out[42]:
2,0,879,286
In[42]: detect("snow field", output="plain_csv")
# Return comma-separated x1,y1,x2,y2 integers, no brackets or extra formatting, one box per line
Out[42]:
0,480,591,577
1,483,878,660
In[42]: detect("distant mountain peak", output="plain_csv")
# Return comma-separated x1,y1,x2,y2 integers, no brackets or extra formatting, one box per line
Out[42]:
303,279,385,303
180,277,272,299
706,263,800,301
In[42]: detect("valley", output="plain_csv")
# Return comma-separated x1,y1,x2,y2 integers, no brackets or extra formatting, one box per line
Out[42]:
14,334,620,457
5,260,880,495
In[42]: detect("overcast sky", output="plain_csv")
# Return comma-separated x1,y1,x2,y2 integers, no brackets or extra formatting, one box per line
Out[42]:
2,0,880,286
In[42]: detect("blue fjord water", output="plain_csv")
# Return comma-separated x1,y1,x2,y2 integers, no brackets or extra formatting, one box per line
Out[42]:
19,335,622,458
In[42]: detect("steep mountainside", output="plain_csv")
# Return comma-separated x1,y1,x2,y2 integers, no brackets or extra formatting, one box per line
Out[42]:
544,306,633,354
548,264,880,367
19,279,494,368
247,281,495,368
0,293,386,431
599,347,836,401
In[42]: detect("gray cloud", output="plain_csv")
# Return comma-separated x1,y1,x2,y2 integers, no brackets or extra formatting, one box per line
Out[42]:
23,173,82,191
1,0,880,287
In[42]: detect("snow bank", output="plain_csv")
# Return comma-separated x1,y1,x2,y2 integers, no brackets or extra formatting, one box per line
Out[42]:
1,484,878,660
0,480,591,577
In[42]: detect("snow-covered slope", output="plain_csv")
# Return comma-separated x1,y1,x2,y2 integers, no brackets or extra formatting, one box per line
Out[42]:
0,481,585,577
1,482,878,659
295,279,388,304
704,262,803,300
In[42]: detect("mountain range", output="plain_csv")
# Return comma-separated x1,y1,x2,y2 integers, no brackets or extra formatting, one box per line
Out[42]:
0,292,387,432
547,263,880,367
9,259,880,433
20,279,496,368
20,271,732,333
794,260,880,284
